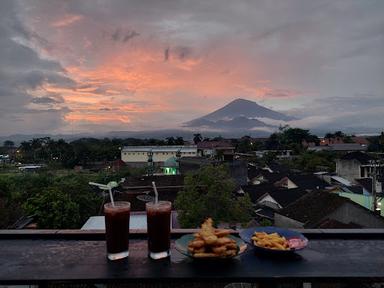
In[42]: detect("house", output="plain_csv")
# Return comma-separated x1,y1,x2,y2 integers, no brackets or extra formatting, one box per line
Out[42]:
275,190,384,228
336,151,376,181
254,150,293,160
196,140,235,158
352,136,370,146
247,165,284,185
0,154,10,164
239,184,308,210
284,174,329,191
179,156,215,174
240,183,308,224
18,165,43,172
320,137,344,146
121,145,197,168
109,159,126,172
309,144,368,152
330,143,368,152
247,164,329,191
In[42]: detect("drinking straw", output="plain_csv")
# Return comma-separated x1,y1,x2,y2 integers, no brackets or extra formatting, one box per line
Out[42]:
108,187,115,207
151,181,159,204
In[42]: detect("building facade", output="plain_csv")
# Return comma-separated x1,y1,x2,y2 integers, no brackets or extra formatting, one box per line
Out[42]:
121,145,198,167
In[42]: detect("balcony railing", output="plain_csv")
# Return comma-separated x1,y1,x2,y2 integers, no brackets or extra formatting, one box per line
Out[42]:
1,229,384,287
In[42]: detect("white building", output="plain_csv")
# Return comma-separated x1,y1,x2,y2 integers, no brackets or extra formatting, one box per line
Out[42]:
121,145,198,167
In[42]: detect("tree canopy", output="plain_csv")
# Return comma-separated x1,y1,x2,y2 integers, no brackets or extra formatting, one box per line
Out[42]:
265,126,319,152
174,164,253,228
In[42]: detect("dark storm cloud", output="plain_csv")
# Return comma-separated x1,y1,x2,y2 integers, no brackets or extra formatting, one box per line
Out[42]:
110,28,140,43
31,95,64,104
0,0,75,135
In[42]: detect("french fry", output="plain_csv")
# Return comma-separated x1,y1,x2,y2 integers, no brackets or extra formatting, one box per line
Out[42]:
252,231,290,250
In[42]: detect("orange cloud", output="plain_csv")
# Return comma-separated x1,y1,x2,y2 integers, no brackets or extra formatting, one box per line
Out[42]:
52,14,83,28
65,113,131,124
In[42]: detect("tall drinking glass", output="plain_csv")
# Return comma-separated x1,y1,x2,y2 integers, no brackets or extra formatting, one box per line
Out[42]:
104,201,130,260
146,201,172,259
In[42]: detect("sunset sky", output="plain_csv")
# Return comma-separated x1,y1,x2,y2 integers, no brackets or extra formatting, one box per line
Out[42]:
0,0,383,136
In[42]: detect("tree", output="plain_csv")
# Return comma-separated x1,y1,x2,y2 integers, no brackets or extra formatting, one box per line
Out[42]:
21,173,102,229
24,187,81,229
265,126,319,152
334,131,345,138
165,137,176,145
193,133,203,144
3,140,14,148
175,137,184,145
174,165,253,228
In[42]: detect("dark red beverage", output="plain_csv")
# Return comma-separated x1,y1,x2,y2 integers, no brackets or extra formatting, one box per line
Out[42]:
104,201,130,260
146,201,171,259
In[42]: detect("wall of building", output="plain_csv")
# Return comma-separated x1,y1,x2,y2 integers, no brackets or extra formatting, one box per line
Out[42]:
336,159,361,181
327,202,384,228
274,214,304,228
121,150,197,163
338,192,384,217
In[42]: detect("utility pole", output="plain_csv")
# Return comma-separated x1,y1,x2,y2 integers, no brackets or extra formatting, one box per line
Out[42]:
147,150,154,176
369,159,383,214
371,161,377,212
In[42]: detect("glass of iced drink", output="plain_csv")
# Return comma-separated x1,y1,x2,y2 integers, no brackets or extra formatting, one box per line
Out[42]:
104,201,130,260
146,201,172,259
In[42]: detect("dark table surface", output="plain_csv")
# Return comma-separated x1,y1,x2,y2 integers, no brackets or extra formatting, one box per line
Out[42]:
1,234,384,284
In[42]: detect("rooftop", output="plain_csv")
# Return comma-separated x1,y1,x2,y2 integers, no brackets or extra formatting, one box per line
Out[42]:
340,151,373,163
122,145,197,153
278,190,351,227
197,140,234,149
241,183,308,208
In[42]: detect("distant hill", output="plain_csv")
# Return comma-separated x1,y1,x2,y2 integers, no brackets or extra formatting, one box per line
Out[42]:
183,98,295,130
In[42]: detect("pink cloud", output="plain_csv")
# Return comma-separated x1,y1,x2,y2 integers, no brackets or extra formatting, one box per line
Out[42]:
52,14,83,28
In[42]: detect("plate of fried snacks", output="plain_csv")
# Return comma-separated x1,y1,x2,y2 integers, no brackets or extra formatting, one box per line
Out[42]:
239,226,308,254
175,218,247,259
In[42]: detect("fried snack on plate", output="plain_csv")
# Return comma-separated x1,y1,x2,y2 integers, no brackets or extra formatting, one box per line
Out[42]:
187,218,238,258
251,231,290,250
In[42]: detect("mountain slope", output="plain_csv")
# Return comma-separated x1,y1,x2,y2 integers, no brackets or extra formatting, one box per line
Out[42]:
184,98,294,129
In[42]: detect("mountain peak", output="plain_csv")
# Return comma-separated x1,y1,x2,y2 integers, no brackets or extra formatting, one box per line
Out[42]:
227,98,261,106
183,98,295,129
230,98,256,104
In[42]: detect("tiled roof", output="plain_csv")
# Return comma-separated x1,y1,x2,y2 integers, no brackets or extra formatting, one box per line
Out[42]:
268,188,308,208
287,174,329,191
241,183,307,207
278,190,348,227
197,141,233,149
241,184,270,202
318,218,362,229
331,144,367,151
122,145,197,153
340,151,373,164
